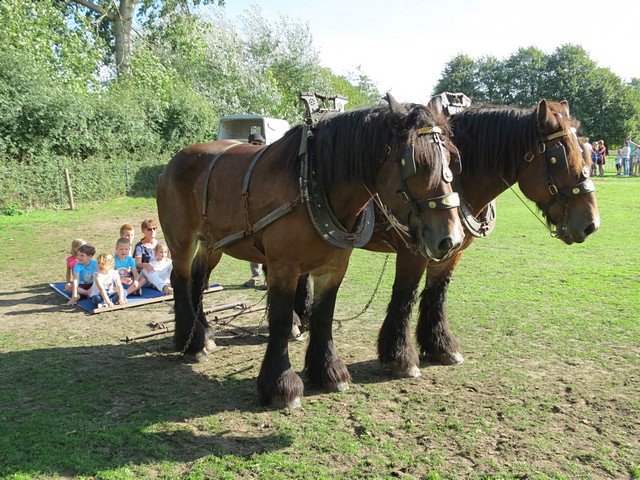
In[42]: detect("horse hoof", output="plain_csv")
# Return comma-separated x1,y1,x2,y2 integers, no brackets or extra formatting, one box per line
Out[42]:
204,338,217,351
428,351,464,365
327,381,350,393
392,364,422,378
289,324,306,342
183,349,209,364
271,395,302,409
385,361,422,378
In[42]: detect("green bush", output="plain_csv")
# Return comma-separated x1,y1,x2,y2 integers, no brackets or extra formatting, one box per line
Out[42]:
0,153,171,210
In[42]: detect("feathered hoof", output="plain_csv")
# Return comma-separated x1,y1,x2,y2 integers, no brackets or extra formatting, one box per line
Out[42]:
425,351,464,365
289,324,306,342
204,337,217,352
387,362,422,378
326,381,350,393
183,349,209,364
271,395,302,410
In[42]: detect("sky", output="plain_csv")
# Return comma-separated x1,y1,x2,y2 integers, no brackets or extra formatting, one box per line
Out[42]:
217,0,639,104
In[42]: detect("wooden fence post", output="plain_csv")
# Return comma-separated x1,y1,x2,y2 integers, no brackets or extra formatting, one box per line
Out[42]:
64,168,75,211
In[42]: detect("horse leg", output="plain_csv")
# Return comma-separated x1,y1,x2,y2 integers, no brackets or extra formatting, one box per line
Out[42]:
257,269,304,408
173,247,222,363
377,252,426,378
416,254,464,365
190,246,216,352
293,273,312,332
305,269,351,392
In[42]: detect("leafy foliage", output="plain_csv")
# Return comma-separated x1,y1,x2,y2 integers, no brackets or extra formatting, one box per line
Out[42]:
0,3,382,210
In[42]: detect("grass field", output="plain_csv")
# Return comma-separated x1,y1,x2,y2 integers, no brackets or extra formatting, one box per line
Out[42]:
0,176,638,479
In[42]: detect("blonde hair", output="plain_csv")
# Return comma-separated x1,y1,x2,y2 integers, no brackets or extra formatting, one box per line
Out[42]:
70,238,87,255
154,241,168,256
96,253,115,271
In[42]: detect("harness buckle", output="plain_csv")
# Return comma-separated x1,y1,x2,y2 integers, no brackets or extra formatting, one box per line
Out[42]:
396,190,410,203
548,184,558,195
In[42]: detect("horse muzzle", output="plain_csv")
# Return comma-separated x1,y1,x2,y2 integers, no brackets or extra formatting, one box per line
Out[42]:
416,215,465,260
555,211,600,245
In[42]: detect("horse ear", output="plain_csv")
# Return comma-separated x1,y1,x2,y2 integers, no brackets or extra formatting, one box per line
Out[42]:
427,94,444,115
559,100,571,117
536,98,555,131
386,93,408,116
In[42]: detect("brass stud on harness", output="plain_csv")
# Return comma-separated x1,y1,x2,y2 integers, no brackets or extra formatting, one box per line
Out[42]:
429,201,437,209
550,157,557,164
572,187,580,195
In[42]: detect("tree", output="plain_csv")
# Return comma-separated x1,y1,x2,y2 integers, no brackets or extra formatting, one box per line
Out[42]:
502,47,546,106
62,0,224,78
432,54,480,98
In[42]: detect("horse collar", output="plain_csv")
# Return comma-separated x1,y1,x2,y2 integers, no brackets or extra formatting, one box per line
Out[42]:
454,179,496,238
299,125,375,249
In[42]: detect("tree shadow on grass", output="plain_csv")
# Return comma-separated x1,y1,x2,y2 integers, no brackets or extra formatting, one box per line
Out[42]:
0,338,293,478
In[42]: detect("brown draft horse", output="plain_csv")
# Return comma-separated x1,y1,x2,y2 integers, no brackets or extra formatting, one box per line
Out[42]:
156,94,465,408
295,99,600,378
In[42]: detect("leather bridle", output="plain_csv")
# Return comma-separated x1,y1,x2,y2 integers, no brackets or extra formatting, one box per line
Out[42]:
524,128,595,232
395,126,460,222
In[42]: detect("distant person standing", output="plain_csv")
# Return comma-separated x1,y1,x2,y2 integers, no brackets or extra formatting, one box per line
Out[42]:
590,141,599,177
243,133,268,289
619,140,631,177
627,136,639,176
595,140,607,177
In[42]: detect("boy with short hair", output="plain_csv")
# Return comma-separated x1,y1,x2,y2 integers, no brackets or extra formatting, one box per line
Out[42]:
119,223,135,244
66,244,97,306
114,238,146,296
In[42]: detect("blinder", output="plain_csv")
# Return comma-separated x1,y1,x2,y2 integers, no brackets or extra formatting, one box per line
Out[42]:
400,147,417,179
395,126,460,219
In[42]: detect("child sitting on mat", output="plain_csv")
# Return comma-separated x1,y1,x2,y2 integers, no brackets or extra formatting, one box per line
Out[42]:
114,238,146,296
142,242,173,295
66,244,97,306
64,238,87,293
90,253,127,309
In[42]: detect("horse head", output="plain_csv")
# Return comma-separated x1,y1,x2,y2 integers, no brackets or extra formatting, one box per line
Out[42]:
517,99,600,244
376,94,464,260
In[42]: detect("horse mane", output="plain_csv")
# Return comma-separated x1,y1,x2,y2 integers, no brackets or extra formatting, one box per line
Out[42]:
269,102,450,191
450,104,540,180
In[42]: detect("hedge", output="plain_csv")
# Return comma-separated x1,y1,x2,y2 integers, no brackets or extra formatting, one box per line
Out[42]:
0,152,171,211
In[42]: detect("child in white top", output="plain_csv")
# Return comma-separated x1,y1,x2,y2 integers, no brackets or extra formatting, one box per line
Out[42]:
143,242,173,295
90,253,127,308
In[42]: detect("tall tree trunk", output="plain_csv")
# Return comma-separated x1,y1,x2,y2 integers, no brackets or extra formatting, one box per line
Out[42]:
70,0,139,79
113,0,137,78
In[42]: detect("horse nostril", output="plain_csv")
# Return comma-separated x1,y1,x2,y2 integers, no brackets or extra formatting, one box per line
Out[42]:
584,222,597,237
438,237,453,254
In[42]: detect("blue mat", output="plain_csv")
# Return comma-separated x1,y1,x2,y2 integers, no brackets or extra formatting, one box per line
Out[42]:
50,282,223,314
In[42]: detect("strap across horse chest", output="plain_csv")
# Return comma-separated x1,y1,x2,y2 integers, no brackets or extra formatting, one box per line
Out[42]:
209,145,296,251
300,125,375,249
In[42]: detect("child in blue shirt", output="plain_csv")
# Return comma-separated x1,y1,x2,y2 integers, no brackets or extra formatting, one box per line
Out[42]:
66,244,97,306
114,238,146,296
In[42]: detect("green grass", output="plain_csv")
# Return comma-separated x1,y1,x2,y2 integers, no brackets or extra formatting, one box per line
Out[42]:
0,176,638,479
